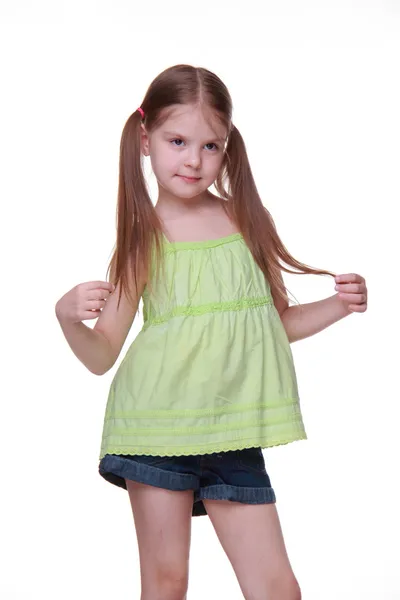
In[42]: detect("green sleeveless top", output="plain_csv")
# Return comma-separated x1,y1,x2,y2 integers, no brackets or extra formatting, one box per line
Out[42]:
98,233,307,459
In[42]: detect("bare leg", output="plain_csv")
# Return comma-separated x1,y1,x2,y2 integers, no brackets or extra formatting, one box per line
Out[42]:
126,479,194,600
203,499,301,600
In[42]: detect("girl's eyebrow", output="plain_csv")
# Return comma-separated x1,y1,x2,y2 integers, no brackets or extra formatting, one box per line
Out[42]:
163,131,225,143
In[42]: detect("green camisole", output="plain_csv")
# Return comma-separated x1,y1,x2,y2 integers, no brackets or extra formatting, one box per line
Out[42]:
98,232,307,459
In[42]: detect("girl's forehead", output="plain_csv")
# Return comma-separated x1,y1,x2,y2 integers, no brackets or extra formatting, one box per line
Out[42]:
160,105,227,139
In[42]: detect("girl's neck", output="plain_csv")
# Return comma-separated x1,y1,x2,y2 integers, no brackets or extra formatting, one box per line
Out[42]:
155,190,219,220
155,193,238,243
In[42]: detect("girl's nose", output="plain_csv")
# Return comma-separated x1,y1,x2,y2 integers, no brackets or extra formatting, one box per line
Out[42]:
185,153,201,168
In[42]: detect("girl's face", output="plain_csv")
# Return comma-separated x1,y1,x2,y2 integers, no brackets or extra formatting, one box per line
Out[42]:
140,104,228,202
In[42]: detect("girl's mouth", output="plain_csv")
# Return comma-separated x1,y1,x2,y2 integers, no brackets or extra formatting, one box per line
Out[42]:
177,175,201,183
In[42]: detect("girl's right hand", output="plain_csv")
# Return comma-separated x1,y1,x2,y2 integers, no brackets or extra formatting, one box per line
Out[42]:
55,281,115,324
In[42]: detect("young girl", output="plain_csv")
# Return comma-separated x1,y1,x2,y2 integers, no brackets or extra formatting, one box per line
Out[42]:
55,64,368,600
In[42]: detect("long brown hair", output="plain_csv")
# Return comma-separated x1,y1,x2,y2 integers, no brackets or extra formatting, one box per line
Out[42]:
106,64,336,310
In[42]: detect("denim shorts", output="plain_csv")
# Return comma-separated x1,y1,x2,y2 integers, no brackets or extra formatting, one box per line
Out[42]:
98,447,276,517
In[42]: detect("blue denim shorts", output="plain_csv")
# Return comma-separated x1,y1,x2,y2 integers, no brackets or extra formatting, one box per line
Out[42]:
98,447,276,517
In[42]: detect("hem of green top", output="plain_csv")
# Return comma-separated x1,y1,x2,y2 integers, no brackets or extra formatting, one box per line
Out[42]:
98,433,308,461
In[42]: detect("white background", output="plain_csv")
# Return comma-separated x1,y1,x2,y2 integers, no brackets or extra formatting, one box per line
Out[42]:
1,1,399,598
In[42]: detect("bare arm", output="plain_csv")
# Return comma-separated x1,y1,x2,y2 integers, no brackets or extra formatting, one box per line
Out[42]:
281,293,350,343
56,258,145,375
55,313,114,375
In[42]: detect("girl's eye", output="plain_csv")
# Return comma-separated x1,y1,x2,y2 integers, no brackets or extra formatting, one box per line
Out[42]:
170,139,218,151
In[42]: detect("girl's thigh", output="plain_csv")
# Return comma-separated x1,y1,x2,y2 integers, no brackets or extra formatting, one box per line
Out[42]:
126,479,194,588
203,500,301,600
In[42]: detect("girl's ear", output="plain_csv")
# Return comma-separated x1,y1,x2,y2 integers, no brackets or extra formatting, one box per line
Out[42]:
140,123,150,156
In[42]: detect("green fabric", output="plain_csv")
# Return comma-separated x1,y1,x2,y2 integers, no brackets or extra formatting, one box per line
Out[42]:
99,233,307,459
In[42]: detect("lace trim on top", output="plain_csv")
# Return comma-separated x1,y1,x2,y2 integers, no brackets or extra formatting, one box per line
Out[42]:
142,295,273,329
100,436,308,460
162,232,243,251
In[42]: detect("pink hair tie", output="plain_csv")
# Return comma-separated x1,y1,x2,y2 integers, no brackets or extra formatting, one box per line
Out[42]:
137,107,145,119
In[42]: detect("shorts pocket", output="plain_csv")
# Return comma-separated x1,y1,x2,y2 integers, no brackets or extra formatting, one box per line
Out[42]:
236,447,267,474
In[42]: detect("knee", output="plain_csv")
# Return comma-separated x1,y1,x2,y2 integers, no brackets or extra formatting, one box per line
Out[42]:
281,577,302,600
268,575,302,600
153,566,189,600
244,575,302,600
288,579,302,600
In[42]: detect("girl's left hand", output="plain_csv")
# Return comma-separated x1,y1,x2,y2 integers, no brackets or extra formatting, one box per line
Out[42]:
334,273,368,313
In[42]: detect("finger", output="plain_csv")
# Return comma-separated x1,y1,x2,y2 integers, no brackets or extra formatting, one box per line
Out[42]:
335,283,364,293
335,273,361,283
84,281,115,291
86,289,113,301
349,304,367,313
338,293,366,303
85,288,113,300
86,300,106,310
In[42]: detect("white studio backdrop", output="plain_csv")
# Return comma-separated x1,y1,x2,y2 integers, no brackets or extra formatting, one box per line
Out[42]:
1,1,399,599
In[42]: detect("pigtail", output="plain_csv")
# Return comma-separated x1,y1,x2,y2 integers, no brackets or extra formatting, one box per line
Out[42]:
107,109,164,311
216,125,336,307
